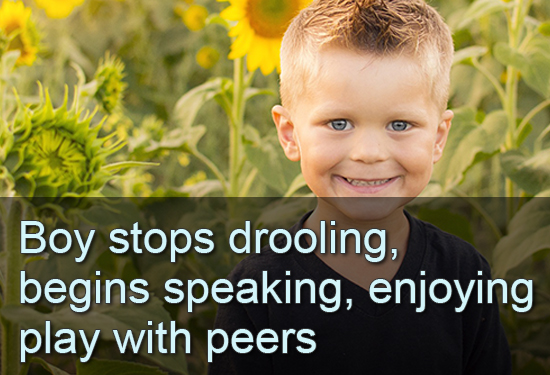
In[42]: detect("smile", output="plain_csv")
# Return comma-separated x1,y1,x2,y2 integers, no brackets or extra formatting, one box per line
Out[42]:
344,177,392,186
336,175,400,194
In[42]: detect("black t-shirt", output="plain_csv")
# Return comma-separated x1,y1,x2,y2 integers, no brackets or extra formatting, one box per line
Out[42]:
209,211,512,374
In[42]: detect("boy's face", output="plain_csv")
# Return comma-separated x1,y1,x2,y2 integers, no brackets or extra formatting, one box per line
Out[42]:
273,47,453,222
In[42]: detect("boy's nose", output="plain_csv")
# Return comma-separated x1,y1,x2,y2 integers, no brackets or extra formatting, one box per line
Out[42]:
348,129,390,164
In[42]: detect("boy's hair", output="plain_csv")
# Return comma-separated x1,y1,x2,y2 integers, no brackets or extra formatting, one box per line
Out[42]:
280,0,454,113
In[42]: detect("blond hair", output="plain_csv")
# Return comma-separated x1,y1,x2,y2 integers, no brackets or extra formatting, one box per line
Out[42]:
280,0,454,112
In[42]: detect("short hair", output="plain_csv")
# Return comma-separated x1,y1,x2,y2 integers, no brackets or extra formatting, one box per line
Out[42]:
280,0,454,113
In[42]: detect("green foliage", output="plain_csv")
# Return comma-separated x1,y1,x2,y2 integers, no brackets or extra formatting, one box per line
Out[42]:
493,196,550,278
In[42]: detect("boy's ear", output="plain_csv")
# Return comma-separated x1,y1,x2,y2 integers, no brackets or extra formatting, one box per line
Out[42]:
272,105,300,162
433,110,453,163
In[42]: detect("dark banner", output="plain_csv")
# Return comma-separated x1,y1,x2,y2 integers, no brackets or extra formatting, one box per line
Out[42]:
0,197,548,374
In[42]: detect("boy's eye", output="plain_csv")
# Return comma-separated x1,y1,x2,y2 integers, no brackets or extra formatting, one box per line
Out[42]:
388,120,411,131
329,119,352,131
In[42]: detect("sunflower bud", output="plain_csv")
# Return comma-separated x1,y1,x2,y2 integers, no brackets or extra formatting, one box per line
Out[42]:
93,53,127,114
0,85,125,207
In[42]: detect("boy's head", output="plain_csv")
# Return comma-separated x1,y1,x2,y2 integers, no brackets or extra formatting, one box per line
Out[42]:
279,0,454,113
272,0,454,220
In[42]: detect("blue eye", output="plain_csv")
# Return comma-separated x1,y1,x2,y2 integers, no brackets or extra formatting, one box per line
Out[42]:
329,119,351,131
389,121,411,131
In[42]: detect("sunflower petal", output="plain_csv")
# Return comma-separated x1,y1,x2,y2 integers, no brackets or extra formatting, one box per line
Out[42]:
220,5,245,21
220,0,313,75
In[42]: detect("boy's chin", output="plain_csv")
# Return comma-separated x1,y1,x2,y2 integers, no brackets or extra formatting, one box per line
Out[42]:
318,197,413,224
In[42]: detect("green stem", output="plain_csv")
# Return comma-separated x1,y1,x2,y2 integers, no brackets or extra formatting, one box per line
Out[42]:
504,0,524,149
189,148,228,195
506,179,515,220
239,168,258,197
229,58,246,197
534,123,550,153
504,66,518,149
1,200,25,375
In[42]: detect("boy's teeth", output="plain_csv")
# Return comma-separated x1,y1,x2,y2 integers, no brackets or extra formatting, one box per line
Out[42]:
345,177,391,186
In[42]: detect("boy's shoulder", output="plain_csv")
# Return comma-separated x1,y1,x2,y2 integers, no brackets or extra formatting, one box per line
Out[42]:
417,216,492,278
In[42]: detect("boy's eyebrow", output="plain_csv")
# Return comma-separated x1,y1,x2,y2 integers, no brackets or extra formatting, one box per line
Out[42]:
309,105,434,122
388,107,434,121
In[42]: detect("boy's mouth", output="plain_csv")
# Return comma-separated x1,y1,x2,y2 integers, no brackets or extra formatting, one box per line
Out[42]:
343,177,393,187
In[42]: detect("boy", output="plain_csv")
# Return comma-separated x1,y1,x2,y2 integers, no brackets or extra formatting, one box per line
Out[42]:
209,0,511,373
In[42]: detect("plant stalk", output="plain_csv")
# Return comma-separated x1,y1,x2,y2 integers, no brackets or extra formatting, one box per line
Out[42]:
1,200,24,375
229,58,246,197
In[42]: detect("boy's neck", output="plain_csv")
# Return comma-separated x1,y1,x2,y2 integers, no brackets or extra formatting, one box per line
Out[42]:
302,199,411,290
304,198,410,234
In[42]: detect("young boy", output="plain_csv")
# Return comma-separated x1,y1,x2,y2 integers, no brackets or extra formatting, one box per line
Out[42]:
209,0,511,373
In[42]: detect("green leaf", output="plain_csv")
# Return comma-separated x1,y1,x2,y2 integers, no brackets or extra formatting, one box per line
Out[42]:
31,357,71,375
456,0,512,30
244,134,301,194
500,149,550,195
493,198,550,278
493,42,528,70
520,37,550,98
536,189,550,197
452,46,488,66
180,179,223,197
442,110,508,189
24,254,49,265
147,126,206,153
102,161,159,173
77,359,168,375
244,88,276,102
173,78,229,129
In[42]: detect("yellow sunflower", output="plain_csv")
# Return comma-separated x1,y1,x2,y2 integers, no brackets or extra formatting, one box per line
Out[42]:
181,4,208,31
34,0,85,19
220,0,311,75
0,0,38,66
196,46,220,69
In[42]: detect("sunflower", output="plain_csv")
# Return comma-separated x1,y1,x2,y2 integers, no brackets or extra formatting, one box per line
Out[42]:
34,0,85,19
0,0,38,66
220,0,311,75
93,53,127,114
1,86,124,203
181,4,208,31
196,46,220,69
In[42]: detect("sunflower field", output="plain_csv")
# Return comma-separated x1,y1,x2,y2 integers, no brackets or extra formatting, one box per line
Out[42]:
0,0,549,374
